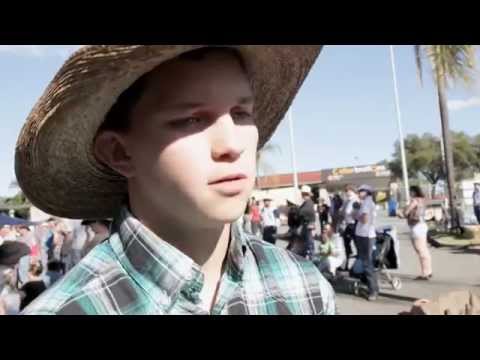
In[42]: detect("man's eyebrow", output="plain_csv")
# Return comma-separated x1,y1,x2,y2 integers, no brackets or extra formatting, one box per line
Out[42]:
237,96,254,105
160,96,254,111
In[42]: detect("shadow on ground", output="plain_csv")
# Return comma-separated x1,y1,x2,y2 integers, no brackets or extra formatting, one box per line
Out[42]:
450,246,480,256
378,293,418,303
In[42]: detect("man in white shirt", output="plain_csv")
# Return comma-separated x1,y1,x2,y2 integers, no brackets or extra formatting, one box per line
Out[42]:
261,198,278,245
354,184,379,301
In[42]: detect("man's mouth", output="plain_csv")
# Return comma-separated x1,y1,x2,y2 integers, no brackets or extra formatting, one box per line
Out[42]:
208,174,248,196
209,174,247,185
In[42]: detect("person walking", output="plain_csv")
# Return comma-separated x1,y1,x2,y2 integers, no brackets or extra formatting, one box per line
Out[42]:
353,184,379,301
473,183,480,225
261,198,278,245
404,186,432,280
339,184,359,271
298,185,316,259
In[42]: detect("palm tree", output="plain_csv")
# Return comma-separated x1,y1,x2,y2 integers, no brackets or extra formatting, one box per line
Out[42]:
414,45,477,228
255,143,281,189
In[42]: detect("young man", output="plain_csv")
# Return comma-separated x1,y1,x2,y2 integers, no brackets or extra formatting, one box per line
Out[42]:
16,45,334,315
353,184,379,301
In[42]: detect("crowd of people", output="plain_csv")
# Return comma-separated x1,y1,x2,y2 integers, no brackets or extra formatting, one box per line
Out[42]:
242,183,434,302
0,218,111,315
0,180,438,312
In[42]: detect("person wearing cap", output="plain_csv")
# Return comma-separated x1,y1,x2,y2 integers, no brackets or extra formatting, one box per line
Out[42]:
353,184,379,301
473,183,480,224
298,185,316,259
16,45,334,315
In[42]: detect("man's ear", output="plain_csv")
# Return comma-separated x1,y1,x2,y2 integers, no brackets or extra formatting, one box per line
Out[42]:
94,131,135,178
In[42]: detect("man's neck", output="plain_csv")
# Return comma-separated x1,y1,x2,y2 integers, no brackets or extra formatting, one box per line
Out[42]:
128,201,231,269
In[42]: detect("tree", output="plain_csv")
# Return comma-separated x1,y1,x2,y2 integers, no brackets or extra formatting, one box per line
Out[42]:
414,45,477,227
451,132,479,180
388,132,479,197
255,143,281,188
389,133,444,197
472,134,480,170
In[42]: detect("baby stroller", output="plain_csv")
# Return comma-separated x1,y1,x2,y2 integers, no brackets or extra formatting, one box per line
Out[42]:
326,226,402,297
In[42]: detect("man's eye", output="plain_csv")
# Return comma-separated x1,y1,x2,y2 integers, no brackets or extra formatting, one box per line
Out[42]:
170,117,205,128
232,111,253,122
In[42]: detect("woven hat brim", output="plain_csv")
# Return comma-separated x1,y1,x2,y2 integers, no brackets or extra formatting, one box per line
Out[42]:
15,45,322,219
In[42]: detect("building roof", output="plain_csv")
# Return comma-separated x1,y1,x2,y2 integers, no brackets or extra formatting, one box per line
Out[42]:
256,164,392,191
256,171,322,189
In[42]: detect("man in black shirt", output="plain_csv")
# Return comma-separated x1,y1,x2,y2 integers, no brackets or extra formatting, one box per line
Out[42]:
298,186,316,259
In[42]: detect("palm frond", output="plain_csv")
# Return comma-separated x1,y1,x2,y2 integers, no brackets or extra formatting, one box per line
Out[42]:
424,45,477,88
414,45,424,86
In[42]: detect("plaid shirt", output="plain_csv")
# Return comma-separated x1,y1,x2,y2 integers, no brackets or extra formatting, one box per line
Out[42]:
23,207,335,315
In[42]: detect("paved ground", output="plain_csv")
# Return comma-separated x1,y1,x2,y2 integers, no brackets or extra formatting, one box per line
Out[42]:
276,211,480,315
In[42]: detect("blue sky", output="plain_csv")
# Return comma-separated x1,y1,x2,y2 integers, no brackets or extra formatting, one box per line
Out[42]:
0,45,479,197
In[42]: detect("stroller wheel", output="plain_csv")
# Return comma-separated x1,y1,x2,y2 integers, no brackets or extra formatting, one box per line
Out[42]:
352,281,360,296
391,277,402,290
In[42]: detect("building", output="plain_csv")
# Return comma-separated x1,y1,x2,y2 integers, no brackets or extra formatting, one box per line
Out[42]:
457,173,480,225
253,164,393,206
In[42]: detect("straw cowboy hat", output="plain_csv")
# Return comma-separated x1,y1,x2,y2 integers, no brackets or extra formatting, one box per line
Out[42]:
15,45,322,219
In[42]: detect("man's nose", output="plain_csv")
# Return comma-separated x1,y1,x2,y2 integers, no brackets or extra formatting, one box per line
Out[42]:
210,114,244,162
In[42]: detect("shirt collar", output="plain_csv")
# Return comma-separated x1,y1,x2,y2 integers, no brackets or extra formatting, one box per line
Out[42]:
110,206,247,309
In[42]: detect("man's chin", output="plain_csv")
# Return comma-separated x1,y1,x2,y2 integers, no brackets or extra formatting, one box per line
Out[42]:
211,210,244,224
206,201,246,223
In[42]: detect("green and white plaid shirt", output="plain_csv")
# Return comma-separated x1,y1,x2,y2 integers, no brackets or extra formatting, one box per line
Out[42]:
23,207,335,315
